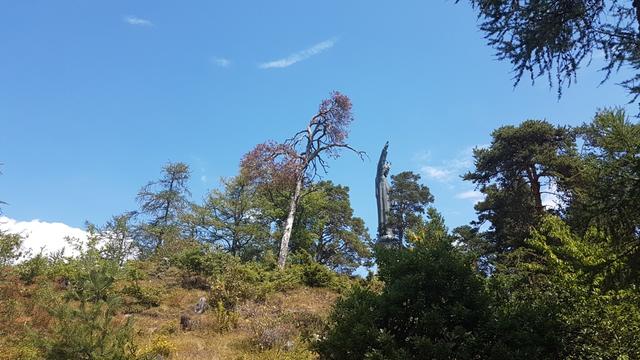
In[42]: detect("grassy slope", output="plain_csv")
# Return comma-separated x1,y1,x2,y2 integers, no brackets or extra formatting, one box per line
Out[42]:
0,269,340,360
133,285,338,359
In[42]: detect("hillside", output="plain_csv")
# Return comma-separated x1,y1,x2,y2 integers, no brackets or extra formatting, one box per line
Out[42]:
0,249,351,360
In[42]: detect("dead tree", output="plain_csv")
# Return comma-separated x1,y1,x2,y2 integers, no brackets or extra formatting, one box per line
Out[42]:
241,92,364,269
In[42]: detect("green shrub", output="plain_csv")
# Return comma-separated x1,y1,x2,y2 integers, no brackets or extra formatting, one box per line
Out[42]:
286,251,339,289
0,230,23,267
209,259,262,309
264,266,303,292
482,216,640,359
299,261,334,288
210,301,239,333
38,266,137,360
137,335,176,360
121,283,162,310
117,263,163,312
17,253,48,284
46,257,76,284
318,240,490,359
314,286,380,359
122,261,149,282
175,245,234,277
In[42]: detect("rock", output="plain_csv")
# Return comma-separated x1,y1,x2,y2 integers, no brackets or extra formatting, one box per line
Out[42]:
195,297,207,314
180,314,192,331
284,340,295,351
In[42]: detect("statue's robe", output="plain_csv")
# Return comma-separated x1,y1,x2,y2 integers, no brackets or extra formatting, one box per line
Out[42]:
375,142,391,238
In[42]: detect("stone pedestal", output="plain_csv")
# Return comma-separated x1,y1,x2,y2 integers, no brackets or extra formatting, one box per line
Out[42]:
377,234,402,248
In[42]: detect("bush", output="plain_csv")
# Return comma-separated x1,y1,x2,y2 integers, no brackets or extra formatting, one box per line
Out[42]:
482,216,640,359
0,231,23,267
299,261,334,288
209,259,262,310
137,335,176,360
120,283,163,311
38,266,137,360
116,262,164,312
210,301,239,333
262,266,304,292
314,286,380,359
17,253,48,284
175,245,233,277
317,240,490,359
320,215,640,359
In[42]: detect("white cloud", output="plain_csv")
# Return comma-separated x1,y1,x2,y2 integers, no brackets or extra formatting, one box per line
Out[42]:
418,145,479,183
200,175,208,183
259,38,337,69
0,216,88,256
123,15,153,27
421,166,454,181
455,190,485,204
211,57,231,67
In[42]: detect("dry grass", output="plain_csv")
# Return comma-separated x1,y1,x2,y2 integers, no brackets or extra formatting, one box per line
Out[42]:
0,267,340,360
130,286,338,359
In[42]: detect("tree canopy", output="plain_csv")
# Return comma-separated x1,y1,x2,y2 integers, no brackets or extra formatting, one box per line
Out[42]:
388,171,434,243
463,120,577,255
134,162,191,254
460,0,640,103
241,91,364,269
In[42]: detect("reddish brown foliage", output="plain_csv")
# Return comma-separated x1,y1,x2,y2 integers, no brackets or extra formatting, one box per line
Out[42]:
315,91,353,149
240,141,300,191
240,92,360,192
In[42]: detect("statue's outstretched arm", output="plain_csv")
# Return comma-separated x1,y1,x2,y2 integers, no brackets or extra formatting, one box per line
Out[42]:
377,141,389,175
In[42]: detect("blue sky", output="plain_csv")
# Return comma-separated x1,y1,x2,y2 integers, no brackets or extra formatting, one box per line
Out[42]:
0,1,634,250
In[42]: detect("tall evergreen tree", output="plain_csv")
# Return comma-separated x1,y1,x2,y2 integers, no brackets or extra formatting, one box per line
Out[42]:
464,120,577,254
388,171,434,243
192,175,271,259
459,0,640,104
290,181,371,273
135,162,191,254
567,109,640,287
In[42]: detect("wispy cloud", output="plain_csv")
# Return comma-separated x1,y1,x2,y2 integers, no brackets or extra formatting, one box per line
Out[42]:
211,57,231,67
123,15,153,27
259,38,337,69
418,146,478,183
455,190,485,204
0,216,88,257
421,165,454,181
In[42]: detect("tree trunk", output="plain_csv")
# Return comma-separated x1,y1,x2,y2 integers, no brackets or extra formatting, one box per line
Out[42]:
231,234,237,256
531,180,543,214
527,167,544,214
277,175,304,269
156,179,175,250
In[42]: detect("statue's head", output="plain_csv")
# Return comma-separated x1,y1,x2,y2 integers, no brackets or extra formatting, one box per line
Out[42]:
383,161,390,176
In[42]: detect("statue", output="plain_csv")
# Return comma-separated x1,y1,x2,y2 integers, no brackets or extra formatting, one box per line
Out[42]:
375,142,398,246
